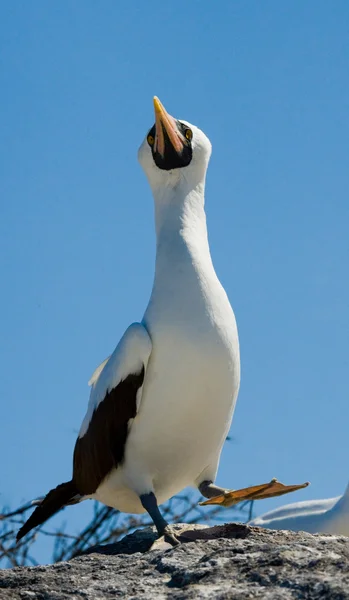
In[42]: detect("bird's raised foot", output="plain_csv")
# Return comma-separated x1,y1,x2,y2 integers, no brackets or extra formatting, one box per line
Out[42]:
199,479,310,508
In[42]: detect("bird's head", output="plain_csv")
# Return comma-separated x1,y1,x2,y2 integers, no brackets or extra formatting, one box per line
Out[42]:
138,97,212,193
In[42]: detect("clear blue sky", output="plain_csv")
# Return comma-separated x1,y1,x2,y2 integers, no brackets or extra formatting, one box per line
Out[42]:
1,1,348,564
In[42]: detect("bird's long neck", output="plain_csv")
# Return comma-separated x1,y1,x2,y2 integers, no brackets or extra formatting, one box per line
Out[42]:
153,180,210,267
143,178,217,322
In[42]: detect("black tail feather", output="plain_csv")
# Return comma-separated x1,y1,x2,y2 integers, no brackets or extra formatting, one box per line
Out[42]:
16,480,78,542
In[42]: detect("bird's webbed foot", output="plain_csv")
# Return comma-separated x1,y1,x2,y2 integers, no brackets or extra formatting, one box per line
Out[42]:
199,478,310,507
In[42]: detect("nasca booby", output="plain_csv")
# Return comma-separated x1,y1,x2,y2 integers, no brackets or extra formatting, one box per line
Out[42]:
17,97,240,545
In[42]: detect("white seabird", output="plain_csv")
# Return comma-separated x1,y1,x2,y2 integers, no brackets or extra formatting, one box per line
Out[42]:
17,97,240,545
249,480,349,536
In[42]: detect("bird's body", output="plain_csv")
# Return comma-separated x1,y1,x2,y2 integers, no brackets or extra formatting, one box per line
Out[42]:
249,481,349,536
94,191,239,513
17,97,240,544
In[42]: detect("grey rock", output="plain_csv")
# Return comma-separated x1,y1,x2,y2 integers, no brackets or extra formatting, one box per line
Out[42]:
0,523,349,599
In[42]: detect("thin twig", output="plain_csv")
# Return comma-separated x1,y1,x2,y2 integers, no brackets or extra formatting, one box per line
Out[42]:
0,493,253,567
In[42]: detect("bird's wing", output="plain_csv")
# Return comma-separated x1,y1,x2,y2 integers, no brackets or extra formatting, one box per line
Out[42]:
88,356,111,386
73,322,152,496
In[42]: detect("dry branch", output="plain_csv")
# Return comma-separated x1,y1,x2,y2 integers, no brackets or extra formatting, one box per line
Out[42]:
0,494,254,567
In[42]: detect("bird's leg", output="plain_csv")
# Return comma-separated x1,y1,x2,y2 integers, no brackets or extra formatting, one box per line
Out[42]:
140,492,179,546
198,480,229,499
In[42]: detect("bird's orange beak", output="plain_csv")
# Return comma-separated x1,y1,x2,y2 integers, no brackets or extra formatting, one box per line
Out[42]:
153,96,183,158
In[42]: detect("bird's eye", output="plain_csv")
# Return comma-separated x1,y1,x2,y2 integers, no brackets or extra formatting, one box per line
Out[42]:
147,134,155,146
185,129,193,141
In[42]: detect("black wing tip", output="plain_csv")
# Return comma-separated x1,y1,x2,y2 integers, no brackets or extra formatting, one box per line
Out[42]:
16,509,44,543
16,526,27,543
15,480,77,543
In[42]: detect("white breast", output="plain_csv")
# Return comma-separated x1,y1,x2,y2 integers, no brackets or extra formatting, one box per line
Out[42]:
126,323,239,501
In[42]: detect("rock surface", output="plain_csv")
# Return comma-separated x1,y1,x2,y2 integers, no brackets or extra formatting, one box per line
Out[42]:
0,523,349,599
